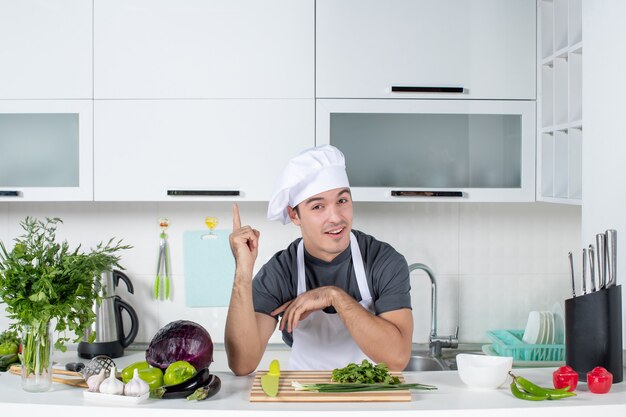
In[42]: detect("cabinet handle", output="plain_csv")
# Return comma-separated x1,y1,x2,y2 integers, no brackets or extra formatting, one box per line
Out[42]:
0,191,21,197
391,86,464,93
391,190,464,197
167,190,240,197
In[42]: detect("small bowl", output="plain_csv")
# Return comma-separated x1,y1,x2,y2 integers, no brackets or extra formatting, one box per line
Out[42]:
456,354,513,389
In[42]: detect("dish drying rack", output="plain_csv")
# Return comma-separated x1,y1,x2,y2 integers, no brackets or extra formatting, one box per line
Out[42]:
486,330,565,362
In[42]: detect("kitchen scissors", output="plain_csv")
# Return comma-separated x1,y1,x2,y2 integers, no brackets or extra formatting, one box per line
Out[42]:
154,218,171,300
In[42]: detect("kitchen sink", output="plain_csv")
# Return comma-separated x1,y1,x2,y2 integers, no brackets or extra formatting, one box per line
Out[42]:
403,349,484,372
404,355,449,372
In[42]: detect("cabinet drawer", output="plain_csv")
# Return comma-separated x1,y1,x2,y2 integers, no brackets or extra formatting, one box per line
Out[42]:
94,0,314,99
316,0,536,100
316,99,536,202
94,99,314,201
0,100,93,201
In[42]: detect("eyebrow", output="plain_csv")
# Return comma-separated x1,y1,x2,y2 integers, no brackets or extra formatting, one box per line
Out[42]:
303,188,351,206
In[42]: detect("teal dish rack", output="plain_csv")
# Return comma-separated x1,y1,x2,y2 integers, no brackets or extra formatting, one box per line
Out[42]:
486,330,565,362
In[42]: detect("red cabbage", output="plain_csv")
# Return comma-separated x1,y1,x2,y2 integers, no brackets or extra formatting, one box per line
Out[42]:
145,320,213,371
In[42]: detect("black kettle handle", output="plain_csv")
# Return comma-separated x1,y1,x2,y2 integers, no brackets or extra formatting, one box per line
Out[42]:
114,296,139,348
113,270,134,294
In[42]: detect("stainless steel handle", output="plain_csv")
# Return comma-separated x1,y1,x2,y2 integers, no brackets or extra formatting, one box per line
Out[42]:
582,248,588,295
589,244,597,292
568,251,576,298
391,86,464,93
167,190,240,196
391,190,463,197
606,229,617,287
596,233,607,289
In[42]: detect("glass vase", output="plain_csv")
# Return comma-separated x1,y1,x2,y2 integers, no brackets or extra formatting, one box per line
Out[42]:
20,321,53,392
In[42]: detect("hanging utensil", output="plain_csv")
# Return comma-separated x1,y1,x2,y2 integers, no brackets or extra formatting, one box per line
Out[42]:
596,233,607,290
589,244,597,292
568,251,576,298
606,229,617,288
582,248,587,295
154,218,171,300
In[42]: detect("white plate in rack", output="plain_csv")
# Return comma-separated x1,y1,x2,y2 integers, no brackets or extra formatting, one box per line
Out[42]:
83,391,149,404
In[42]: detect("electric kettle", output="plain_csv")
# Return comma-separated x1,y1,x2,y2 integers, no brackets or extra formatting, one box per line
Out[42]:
78,270,139,359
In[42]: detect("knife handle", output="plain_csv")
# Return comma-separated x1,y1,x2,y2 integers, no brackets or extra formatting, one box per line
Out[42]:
606,229,617,288
589,245,597,292
596,233,607,289
582,248,587,295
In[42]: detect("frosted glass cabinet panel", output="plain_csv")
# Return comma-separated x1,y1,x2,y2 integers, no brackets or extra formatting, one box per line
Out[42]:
316,99,535,202
0,100,93,201
0,114,78,186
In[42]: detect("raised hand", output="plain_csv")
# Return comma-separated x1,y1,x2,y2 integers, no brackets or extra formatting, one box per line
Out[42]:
229,203,260,275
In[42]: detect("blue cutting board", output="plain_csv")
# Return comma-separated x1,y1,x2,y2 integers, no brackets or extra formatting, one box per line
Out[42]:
183,229,235,307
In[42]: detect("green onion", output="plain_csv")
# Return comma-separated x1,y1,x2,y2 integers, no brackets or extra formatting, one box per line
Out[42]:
291,381,437,393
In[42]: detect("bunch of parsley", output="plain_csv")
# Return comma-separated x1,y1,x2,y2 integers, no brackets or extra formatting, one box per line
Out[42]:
0,217,131,351
331,359,401,384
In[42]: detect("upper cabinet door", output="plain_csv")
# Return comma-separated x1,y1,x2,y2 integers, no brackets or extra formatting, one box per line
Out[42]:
94,0,314,99
0,0,92,99
0,100,93,201
316,0,536,100
94,99,314,201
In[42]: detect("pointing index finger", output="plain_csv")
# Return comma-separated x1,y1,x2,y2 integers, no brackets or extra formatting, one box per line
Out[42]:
232,202,241,231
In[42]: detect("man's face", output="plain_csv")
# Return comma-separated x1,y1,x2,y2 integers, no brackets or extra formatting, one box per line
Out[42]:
288,187,353,262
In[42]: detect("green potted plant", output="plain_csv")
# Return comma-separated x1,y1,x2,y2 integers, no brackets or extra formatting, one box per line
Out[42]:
0,217,130,392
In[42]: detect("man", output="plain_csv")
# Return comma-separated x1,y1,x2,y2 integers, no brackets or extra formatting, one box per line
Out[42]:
225,145,412,375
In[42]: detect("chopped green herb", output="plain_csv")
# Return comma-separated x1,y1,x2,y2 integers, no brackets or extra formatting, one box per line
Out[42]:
332,359,400,384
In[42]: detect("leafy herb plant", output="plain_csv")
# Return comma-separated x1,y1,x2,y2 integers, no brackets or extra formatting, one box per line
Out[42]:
0,217,131,351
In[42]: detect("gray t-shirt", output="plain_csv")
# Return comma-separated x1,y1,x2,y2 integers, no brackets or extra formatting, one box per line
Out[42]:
252,229,411,346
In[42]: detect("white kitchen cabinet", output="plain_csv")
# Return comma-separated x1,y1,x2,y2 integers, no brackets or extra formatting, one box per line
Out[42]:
94,0,314,99
316,0,536,100
0,100,93,201
316,99,536,202
94,100,314,201
536,0,582,204
0,0,92,99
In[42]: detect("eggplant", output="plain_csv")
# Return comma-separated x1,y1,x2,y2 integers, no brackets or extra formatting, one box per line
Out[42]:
186,374,221,401
150,367,211,399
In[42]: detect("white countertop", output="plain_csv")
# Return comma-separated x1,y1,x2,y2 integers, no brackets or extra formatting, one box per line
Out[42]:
2,349,626,417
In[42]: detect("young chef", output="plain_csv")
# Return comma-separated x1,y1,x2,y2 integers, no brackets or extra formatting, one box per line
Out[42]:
225,145,413,375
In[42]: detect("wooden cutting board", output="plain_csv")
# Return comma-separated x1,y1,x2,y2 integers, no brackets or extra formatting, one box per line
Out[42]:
249,371,411,402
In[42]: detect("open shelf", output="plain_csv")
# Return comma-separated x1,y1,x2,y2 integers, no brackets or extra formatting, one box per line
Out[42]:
537,0,583,205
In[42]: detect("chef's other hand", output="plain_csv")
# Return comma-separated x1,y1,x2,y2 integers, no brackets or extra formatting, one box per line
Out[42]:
229,203,260,275
271,286,338,333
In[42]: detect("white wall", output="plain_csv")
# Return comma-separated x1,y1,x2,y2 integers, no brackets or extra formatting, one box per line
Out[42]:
0,201,580,346
582,1,626,338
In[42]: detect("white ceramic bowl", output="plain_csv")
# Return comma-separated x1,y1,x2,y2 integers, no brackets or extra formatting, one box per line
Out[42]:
456,354,513,389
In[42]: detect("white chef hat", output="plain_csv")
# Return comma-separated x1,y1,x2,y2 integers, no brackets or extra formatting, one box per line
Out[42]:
267,145,350,224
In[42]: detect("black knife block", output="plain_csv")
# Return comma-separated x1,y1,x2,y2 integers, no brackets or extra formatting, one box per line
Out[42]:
565,285,623,383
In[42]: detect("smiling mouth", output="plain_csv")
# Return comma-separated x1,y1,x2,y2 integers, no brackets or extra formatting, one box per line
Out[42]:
325,227,345,236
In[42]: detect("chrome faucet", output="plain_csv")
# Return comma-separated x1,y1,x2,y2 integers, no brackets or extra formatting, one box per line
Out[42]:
409,263,459,358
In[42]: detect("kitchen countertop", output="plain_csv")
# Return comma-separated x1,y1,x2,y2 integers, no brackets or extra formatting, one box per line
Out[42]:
2,349,626,417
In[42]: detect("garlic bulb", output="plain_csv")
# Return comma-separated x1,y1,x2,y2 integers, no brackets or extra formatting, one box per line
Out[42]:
99,366,125,395
87,368,106,392
124,368,150,397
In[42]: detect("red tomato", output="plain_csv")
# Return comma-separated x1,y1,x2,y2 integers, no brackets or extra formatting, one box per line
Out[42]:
553,365,578,391
587,366,613,394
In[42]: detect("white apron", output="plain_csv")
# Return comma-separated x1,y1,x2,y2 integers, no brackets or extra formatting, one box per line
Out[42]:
288,232,374,370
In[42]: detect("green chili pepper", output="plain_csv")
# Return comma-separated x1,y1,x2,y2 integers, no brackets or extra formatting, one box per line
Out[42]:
509,372,576,401
510,380,547,401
